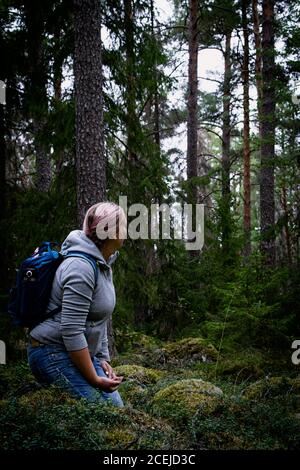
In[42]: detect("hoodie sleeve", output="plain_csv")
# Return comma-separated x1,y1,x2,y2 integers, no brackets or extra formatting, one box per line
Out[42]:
95,319,111,362
60,258,95,352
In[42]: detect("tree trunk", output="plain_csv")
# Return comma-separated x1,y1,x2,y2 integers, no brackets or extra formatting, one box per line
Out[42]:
187,0,199,205
242,0,251,258
221,30,232,256
151,0,161,151
186,0,199,257
260,0,276,265
106,316,117,361
74,0,117,358
252,0,263,138
74,0,106,224
280,184,292,264
24,0,51,192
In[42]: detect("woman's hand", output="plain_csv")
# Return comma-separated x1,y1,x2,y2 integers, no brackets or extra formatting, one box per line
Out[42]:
97,360,123,392
69,349,123,391
100,359,118,379
96,375,123,393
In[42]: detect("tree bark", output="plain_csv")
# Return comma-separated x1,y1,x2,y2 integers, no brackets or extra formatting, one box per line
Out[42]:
221,30,232,256
74,0,117,358
151,0,161,151
74,0,106,225
186,0,199,257
242,0,251,258
260,0,276,265
187,0,199,205
252,0,263,138
280,184,292,264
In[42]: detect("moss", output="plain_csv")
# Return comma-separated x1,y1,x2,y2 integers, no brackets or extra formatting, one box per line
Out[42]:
161,337,218,363
243,376,300,400
151,379,223,425
190,395,300,450
0,392,185,450
118,380,149,407
104,428,137,448
123,407,191,449
115,330,162,354
0,361,37,398
214,350,265,381
114,365,165,385
130,333,162,350
17,388,77,408
111,353,146,368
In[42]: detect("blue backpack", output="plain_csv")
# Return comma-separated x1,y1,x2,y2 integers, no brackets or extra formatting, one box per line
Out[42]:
8,241,99,329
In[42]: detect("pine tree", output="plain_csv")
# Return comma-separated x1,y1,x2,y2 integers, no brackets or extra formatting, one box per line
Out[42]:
74,0,106,224
187,0,199,207
242,0,251,257
260,0,276,265
74,0,118,358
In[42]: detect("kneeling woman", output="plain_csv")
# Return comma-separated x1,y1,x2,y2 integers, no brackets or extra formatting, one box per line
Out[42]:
27,202,126,407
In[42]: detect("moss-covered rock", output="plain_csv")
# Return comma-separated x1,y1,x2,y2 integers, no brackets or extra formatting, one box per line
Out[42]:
130,333,162,350
243,376,300,400
161,337,218,363
118,379,149,407
115,329,162,354
151,379,223,425
114,365,165,385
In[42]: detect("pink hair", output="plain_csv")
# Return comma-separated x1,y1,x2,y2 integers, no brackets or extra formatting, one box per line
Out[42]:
83,202,127,240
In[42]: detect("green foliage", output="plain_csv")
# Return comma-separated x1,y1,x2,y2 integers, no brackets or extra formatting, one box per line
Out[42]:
0,391,169,450
188,396,300,450
0,385,187,450
1,0,300,452
2,167,76,288
243,376,300,400
195,251,300,352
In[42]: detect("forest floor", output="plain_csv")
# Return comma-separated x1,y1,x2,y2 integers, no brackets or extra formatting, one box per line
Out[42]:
0,331,300,450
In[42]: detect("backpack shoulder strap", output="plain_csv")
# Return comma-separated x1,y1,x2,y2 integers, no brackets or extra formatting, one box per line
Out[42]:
45,252,100,320
63,251,99,285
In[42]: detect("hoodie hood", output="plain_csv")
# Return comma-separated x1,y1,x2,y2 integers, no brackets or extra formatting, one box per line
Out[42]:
60,229,119,268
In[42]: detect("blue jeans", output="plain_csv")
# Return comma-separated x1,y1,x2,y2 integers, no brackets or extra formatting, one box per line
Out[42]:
27,343,124,407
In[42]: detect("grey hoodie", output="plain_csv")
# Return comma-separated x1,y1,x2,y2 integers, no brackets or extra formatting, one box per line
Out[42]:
30,230,119,362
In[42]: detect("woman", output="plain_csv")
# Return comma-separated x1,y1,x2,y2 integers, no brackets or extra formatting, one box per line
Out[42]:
27,202,126,407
